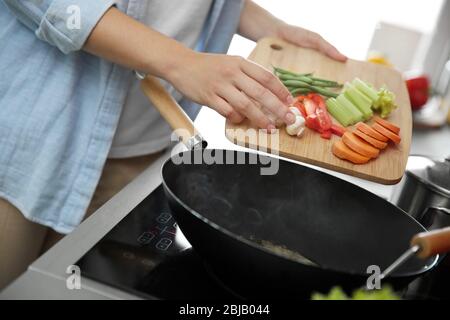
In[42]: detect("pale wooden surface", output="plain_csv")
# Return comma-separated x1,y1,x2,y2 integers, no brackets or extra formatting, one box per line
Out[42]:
141,76,198,145
226,37,412,185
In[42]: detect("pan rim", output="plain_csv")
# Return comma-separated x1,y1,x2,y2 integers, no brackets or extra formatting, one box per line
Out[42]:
161,149,440,280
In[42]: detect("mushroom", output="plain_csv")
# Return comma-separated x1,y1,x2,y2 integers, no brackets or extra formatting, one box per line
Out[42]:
286,107,306,137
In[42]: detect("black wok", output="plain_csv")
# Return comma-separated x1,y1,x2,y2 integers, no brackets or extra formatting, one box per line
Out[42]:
141,76,439,299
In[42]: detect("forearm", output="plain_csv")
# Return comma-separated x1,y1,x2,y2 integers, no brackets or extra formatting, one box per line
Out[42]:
238,0,285,42
83,5,297,130
84,7,193,79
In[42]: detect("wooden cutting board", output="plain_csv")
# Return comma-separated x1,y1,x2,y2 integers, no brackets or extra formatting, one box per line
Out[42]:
225,37,412,185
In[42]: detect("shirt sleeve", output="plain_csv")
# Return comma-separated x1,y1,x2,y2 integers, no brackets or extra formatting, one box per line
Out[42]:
3,0,117,54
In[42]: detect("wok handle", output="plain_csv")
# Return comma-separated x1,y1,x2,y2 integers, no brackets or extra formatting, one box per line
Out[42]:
411,227,450,259
140,75,205,149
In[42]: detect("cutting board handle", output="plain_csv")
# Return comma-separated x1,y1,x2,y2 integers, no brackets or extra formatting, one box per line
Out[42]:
140,76,206,149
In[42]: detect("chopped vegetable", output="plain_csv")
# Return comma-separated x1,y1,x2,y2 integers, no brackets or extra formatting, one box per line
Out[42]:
356,122,389,142
312,286,400,300
326,98,353,127
309,94,332,132
332,140,370,164
351,78,398,118
293,98,307,118
285,107,306,137
303,98,317,117
372,86,398,118
354,129,388,150
353,78,379,102
372,123,401,145
286,116,306,137
330,124,346,137
336,94,364,124
321,130,332,140
274,67,341,99
343,83,373,120
305,113,322,132
342,132,380,159
374,116,400,134
312,287,348,300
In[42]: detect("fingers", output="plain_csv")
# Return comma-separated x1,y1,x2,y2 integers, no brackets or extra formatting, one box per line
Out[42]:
212,96,245,124
307,32,347,62
235,74,296,126
219,86,274,131
319,41,347,62
239,59,294,105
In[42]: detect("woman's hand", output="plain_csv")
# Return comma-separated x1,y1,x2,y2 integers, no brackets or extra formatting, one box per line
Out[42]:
84,8,295,131
276,23,347,62
167,52,297,131
238,1,347,62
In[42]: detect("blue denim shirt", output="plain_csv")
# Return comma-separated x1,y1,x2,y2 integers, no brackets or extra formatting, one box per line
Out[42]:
0,0,243,233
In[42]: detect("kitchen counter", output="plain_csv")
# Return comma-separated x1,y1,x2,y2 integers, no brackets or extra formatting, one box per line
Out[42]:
1,106,449,300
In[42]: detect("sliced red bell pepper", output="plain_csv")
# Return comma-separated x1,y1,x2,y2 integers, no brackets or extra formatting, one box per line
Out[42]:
301,95,340,140
305,114,322,132
308,93,327,110
293,99,307,118
309,94,332,130
315,107,332,132
321,130,332,140
331,124,346,137
303,99,317,117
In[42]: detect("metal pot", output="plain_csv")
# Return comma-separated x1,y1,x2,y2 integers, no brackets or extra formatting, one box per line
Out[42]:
391,155,450,299
391,155,450,229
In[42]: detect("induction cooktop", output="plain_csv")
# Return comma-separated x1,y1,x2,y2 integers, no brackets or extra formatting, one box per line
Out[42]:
76,185,236,300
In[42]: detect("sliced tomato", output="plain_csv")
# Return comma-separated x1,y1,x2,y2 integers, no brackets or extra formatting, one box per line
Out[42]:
321,130,332,140
331,124,346,137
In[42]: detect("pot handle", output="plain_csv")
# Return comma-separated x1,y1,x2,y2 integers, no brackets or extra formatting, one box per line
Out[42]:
411,227,450,259
140,75,206,149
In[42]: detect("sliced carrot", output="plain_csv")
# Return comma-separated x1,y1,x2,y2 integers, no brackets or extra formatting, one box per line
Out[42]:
372,123,401,145
356,122,389,142
332,140,370,165
354,129,388,150
374,116,400,134
342,132,380,159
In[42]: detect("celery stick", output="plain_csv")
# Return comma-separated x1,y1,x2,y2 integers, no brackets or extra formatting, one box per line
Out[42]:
336,94,364,124
326,98,353,127
344,84,373,120
353,78,379,102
